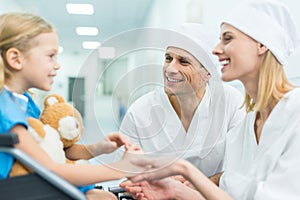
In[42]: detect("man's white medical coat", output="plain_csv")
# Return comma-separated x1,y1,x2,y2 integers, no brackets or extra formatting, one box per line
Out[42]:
119,84,244,176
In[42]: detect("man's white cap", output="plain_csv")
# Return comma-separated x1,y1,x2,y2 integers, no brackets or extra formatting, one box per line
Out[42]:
222,0,300,66
166,23,219,76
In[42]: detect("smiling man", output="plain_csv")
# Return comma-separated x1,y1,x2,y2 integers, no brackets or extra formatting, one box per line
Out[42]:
118,23,245,177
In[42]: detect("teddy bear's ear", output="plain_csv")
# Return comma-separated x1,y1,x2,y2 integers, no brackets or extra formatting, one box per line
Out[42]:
44,94,66,107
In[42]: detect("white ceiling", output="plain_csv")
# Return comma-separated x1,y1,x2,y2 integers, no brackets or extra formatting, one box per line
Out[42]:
11,0,153,56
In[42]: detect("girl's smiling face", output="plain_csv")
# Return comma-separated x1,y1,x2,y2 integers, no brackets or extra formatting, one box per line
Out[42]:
20,31,60,92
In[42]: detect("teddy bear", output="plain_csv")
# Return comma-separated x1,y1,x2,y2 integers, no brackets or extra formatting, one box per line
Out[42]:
9,94,87,177
40,94,84,150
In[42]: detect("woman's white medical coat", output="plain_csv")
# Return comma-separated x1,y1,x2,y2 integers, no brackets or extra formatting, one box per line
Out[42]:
220,88,300,199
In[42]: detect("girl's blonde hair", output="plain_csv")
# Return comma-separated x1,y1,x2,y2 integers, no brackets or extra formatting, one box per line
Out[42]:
0,12,54,90
243,51,294,112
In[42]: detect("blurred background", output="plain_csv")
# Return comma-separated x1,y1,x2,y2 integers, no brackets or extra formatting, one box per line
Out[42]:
1,0,299,163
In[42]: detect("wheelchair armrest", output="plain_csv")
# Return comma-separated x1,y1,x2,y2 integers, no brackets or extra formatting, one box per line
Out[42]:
0,132,86,200
0,133,19,147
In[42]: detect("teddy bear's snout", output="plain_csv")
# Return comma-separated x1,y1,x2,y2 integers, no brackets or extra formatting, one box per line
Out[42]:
58,116,81,140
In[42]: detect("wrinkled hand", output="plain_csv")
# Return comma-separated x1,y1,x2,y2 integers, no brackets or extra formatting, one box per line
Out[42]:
171,175,195,189
98,132,130,154
172,175,186,183
120,179,176,200
183,179,196,190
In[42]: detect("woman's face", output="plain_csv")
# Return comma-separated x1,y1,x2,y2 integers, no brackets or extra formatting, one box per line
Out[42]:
212,23,264,83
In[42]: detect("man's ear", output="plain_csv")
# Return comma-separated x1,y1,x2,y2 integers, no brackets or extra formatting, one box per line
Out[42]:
257,43,268,55
5,48,23,70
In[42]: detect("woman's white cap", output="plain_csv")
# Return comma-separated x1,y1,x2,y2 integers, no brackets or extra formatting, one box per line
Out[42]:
222,0,300,66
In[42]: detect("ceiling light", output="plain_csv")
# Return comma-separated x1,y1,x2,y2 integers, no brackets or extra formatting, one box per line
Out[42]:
76,27,99,36
66,3,94,15
82,41,101,49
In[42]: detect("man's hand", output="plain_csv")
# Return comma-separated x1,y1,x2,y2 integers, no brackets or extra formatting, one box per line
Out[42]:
120,179,177,200
172,175,196,190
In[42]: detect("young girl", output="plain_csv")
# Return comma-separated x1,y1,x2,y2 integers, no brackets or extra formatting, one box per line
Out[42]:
0,12,141,200
129,0,300,199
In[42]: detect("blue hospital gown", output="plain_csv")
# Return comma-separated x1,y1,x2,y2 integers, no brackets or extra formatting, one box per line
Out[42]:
0,87,94,193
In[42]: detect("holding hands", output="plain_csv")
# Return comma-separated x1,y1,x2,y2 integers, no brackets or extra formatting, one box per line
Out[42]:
125,156,232,200
120,157,206,200
129,156,187,183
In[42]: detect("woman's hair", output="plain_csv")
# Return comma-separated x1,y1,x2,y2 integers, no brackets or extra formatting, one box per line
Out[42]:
243,51,294,112
0,12,55,90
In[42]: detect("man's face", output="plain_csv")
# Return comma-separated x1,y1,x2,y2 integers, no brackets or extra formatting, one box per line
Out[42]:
163,47,210,97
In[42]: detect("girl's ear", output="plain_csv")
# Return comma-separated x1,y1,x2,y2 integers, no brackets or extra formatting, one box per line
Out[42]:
257,43,268,55
207,72,211,80
203,72,211,82
5,48,23,70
